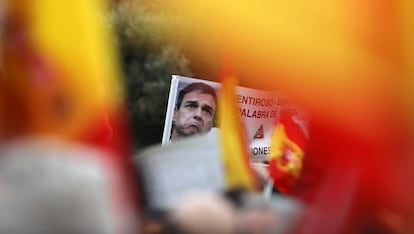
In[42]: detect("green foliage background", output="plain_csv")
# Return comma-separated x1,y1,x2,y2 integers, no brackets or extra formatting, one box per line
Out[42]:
108,0,219,149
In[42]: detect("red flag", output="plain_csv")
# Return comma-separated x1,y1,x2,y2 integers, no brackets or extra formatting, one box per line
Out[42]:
268,110,307,194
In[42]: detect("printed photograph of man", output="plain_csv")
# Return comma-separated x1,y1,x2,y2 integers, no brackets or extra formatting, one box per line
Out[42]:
171,82,217,141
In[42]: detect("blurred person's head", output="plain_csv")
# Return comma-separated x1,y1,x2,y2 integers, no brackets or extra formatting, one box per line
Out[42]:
230,191,304,234
0,138,135,234
171,83,217,141
164,192,236,234
236,206,279,234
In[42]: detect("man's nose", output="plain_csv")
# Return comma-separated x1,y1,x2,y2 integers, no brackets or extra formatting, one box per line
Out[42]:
193,108,202,120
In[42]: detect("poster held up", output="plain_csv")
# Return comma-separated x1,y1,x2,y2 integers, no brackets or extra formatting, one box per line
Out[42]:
162,75,307,163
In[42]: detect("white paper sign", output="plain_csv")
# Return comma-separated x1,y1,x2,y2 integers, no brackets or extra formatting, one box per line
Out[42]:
136,131,225,209
162,75,307,163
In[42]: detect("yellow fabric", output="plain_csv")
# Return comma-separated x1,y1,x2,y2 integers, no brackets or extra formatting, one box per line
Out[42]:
1,0,122,139
176,1,414,142
218,75,256,191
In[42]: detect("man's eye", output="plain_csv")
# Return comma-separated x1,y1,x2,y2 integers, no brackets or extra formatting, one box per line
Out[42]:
203,109,212,116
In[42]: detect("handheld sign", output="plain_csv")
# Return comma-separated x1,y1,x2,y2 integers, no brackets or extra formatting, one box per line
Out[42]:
162,75,307,163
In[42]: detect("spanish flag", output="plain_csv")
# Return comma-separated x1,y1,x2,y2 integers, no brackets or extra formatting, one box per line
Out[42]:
0,0,122,144
0,0,139,232
269,110,307,194
218,75,257,191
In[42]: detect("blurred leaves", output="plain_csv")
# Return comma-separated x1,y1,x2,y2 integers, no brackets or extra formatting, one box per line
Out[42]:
108,0,194,149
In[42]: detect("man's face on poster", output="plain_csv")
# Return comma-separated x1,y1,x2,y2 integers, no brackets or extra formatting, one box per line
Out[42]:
174,91,216,137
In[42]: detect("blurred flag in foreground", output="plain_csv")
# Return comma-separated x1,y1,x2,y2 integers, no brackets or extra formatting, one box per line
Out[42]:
218,74,257,191
0,0,139,233
269,111,307,194
0,0,122,143
169,0,414,232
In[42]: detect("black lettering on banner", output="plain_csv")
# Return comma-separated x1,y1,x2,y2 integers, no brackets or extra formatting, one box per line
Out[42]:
239,108,279,119
237,95,274,107
250,146,271,156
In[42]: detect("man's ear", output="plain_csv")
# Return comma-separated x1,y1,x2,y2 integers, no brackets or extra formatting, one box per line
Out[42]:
213,113,218,127
173,107,178,122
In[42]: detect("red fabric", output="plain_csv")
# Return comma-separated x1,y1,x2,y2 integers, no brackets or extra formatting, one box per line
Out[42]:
290,117,414,233
268,110,307,194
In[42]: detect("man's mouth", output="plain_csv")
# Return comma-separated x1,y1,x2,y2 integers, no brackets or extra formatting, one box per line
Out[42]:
186,122,201,132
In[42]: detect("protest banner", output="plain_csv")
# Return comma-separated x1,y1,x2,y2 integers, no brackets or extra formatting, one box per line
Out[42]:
162,75,308,163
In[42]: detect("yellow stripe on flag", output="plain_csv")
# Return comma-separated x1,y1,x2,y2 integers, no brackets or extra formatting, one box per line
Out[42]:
218,75,257,191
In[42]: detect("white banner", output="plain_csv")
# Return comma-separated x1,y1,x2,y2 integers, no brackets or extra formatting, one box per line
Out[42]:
162,75,307,163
